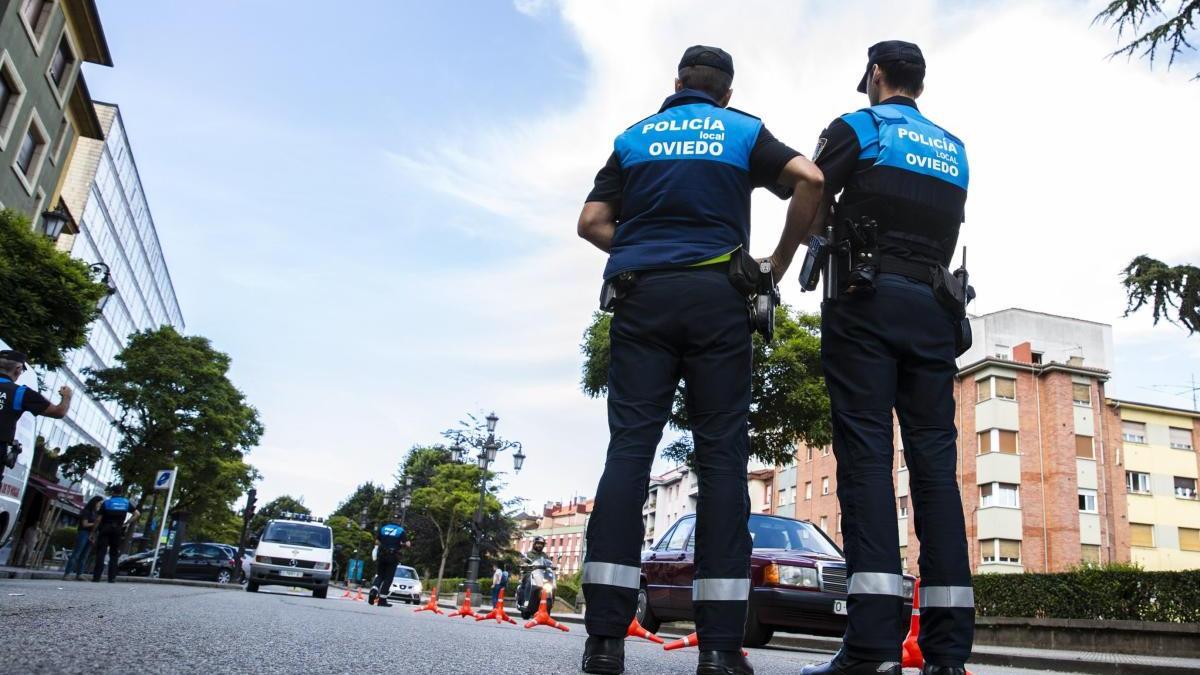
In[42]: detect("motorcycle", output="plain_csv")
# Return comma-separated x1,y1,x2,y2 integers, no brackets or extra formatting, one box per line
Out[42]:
516,557,557,620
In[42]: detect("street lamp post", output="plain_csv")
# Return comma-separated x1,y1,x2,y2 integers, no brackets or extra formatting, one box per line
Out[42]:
456,411,525,601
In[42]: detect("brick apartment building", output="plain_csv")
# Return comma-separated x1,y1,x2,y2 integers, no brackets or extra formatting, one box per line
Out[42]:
778,308,1200,574
514,497,592,575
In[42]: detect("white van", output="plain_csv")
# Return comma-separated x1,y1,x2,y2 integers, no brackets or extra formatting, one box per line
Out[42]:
246,514,333,598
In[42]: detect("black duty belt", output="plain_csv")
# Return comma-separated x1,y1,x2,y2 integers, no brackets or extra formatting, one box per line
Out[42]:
878,257,937,285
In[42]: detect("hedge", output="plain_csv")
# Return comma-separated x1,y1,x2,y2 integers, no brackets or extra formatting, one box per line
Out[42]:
974,569,1200,623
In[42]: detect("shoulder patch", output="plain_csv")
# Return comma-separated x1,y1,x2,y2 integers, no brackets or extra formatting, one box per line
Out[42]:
812,137,829,161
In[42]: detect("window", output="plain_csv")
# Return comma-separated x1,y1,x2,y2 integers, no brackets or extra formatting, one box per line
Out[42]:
1031,351,1043,365
978,429,1018,454
788,486,796,505
1126,471,1151,494
20,0,54,49
981,539,1021,564
1170,427,1194,451
1075,435,1095,459
663,519,693,551
980,482,1019,508
13,113,48,191
821,446,831,457
821,477,830,496
898,448,906,469
50,115,70,164
819,516,828,532
1180,528,1200,552
804,482,812,500
778,487,786,505
1077,489,1097,513
898,495,909,518
0,60,20,147
1174,477,1197,500
48,34,75,92
1081,544,1101,564
1130,523,1154,548
806,446,813,462
976,376,1017,402
899,545,908,571
1072,383,1091,406
1122,421,1147,444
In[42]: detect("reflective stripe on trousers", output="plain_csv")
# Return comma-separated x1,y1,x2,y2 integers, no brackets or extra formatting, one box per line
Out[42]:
582,561,641,590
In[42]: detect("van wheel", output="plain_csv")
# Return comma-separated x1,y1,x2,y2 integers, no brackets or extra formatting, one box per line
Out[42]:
313,586,327,599
636,586,661,633
743,607,773,648
246,581,259,593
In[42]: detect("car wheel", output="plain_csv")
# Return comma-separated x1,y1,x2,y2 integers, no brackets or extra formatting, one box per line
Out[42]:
743,606,774,648
313,586,327,599
216,570,232,584
636,586,661,633
246,581,259,593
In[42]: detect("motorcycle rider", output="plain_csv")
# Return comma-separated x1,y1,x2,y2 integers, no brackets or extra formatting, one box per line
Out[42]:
518,536,552,609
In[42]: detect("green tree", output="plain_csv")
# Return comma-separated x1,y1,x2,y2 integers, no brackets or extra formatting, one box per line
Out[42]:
0,209,108,369
57,443,103,488
85,326,264,542
411,461,502,592
328,514,375,582
1121,256,1200,335
580,306,831,466
247,495,310,537
1095,0,1200,79
189,506,242,544
331,482,390,530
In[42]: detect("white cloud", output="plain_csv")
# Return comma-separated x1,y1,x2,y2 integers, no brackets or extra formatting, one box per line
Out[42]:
255,0,1200,514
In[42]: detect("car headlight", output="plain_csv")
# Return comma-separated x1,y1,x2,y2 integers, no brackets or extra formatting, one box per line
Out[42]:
413,583,422,593
902,578,914,600
314,562,330,571
777,565,820,589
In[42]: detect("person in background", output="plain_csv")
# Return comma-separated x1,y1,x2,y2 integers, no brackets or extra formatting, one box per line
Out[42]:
63,496,102,580
491,564,509,606
92,485,139,583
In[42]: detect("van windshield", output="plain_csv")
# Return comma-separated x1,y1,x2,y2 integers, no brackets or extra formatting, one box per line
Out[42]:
262,522,331,549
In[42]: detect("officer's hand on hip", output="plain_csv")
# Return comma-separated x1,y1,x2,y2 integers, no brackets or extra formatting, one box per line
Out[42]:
767,254,790,284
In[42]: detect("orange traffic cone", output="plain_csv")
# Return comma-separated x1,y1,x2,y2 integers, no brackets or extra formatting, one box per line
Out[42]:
353,585,365,602
902,579,923,669
414,588,444,614
663,632,699,651
663,632,748,656
523,589,569,631
341,586,352,598
627,617,663,644
476,588,517,624
448,588,479,618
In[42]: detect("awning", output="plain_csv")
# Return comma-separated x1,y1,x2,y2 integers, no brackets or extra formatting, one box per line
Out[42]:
26,475,85,516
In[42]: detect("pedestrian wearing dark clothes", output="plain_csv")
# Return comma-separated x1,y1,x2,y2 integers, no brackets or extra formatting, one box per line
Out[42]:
93,485,139,583
64,496,102,579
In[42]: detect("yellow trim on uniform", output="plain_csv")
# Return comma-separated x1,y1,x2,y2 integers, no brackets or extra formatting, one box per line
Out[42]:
689,247,739,267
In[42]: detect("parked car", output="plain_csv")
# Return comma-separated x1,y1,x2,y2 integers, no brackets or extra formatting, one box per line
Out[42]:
387,565,423,604
636,513,914,647
118,542,240,584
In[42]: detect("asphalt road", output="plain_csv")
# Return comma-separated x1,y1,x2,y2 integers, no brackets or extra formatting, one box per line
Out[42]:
0,579,1083,675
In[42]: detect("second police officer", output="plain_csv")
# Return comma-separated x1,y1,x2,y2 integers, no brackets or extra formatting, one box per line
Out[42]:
577,46,824,675
368,520,406,608
93,484,140,583
800,42,973,675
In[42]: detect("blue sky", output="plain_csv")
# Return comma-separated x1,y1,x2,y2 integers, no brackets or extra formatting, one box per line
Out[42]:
82,1,1200,516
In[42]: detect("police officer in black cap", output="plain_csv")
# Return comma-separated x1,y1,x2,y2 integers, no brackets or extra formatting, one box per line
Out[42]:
0,350,72,479
799,41,973,675
577,45,824,675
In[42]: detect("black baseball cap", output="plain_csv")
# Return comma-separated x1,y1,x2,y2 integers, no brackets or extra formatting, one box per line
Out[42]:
0,350,28,365
857,40,925,93
679,45,734,77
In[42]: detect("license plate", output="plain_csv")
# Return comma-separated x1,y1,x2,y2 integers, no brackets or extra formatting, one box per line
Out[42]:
280,570,303,578
833,600,847,615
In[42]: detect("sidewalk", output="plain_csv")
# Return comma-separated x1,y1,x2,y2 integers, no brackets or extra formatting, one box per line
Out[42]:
431,599,1200,675
0,566,239,591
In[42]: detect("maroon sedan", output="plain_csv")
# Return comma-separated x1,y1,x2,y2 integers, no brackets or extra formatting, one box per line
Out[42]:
635,513,914,647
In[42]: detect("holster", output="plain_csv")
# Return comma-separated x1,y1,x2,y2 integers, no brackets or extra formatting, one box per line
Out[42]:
727,248,759,296
599,272,638,311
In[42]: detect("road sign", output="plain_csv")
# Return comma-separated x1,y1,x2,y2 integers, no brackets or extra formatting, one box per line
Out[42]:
349,559,363,582
154,469,174,490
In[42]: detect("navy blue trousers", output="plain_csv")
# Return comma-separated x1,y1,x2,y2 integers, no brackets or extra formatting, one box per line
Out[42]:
583,266,753,651
822,273,974,666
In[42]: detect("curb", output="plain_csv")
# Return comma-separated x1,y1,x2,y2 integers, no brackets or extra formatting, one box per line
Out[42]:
426,599,1198,675
1,569,240,591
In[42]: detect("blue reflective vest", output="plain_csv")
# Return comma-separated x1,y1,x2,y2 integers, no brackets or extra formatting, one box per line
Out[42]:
379,523,405,549
103,497,131,513
604,90,763,279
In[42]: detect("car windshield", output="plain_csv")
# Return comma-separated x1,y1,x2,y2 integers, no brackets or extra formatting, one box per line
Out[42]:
748,515,842,557
261,522,331,549
396,568,417,580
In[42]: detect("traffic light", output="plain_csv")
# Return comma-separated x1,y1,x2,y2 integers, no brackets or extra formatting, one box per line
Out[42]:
244,488,257,521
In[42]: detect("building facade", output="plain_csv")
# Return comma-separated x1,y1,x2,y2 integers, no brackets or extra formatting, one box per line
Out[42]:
1111,400,1200,570
34,101,185,499
0,0,110,226
515,497,592,576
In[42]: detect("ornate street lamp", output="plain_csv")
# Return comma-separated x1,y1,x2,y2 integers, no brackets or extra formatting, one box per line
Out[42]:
512,443,526,474
486,412,498,434
483,438,498,464
451,444,465,463
89,262,117,311
40,207,70,240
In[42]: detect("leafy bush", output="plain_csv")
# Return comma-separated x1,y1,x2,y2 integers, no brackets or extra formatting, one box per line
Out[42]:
974,568,1200,622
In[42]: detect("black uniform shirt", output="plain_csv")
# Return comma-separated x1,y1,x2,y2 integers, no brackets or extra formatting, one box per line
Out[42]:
814,96,966,265
0,377,50,443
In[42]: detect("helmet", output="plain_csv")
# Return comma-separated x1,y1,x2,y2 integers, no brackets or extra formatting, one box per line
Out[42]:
532,536,546,551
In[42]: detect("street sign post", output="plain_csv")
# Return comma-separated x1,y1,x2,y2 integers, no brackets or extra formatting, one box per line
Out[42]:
148,466,178,578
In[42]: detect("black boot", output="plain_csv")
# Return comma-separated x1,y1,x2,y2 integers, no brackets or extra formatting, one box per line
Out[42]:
376,597,392,607
921,666,966,675
581,636,624,675
800,651,899,675
697,650,754,675
368,587,378,605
